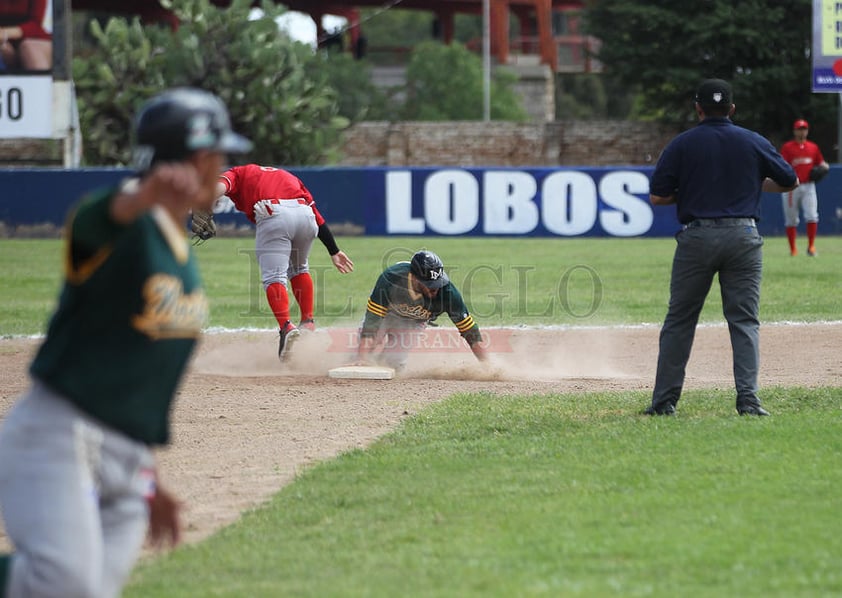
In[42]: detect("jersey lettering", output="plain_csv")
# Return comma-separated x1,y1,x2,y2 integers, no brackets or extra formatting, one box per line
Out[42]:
132,274,209,339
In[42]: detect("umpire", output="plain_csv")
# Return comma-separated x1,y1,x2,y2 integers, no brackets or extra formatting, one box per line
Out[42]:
644,79,797,416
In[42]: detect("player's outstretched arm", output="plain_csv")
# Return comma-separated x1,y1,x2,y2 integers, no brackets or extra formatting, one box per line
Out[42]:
331,250,354,273
111,163,202,224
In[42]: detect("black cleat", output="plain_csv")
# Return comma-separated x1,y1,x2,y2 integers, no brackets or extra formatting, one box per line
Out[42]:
737,405,770,416
643,403,676,416
278,321,300,362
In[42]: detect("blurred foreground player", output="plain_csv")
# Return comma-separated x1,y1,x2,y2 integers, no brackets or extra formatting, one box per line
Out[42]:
0,88,251,598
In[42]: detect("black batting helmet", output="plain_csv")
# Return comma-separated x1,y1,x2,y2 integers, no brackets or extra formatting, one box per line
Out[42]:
132,87,252,170
410,250,449,289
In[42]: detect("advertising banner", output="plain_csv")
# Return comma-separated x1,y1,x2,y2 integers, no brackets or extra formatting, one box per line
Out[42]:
4,166,837,238
812,0,842,92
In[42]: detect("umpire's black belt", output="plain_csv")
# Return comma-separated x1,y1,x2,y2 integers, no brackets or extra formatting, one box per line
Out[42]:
684,217,756,228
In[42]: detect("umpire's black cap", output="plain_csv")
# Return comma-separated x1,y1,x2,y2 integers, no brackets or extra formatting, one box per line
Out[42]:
695,79,732,108
132,87,252,170
410,250,450,289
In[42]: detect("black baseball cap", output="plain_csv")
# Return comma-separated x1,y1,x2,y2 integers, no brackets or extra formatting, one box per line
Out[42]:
694,79,732,108
410,250,450,289
133,88,252,170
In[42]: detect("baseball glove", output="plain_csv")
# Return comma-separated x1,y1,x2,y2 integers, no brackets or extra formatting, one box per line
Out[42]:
190,209,217,243
809,164,829,183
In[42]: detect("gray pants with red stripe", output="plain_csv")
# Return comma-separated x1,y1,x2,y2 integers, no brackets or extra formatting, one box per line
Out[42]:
651,220,764,412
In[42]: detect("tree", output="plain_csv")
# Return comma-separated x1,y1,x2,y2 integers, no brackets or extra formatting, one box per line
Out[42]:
584,0,836,144
402,41,527,121
72,0,347,166
308,50,395,121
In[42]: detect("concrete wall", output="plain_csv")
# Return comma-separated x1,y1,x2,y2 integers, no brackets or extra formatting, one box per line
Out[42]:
338,120,679,167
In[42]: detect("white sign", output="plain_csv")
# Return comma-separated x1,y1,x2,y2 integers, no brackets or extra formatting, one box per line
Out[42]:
0,76,53,138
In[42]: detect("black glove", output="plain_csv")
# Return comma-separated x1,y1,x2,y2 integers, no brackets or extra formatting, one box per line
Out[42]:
809,164,829,182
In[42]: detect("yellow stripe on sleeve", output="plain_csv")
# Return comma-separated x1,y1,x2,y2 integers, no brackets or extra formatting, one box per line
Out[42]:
454,315,475,332
366,299,388,317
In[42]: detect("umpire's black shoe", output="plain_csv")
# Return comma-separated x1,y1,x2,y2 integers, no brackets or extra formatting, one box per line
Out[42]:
737,405,770,416
278,321,300,362
643,403,675,416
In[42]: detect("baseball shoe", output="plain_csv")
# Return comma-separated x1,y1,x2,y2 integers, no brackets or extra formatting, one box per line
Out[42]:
790,249,798,257
737,405,770,416
299,319,316,332
807,246,817,257
278,321,300,362
643,403,675,416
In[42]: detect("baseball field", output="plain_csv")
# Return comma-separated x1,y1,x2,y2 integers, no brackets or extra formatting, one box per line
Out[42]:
1,235,840,596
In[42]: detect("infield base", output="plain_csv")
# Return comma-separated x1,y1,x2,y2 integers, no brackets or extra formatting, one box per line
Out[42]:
328,365,395,380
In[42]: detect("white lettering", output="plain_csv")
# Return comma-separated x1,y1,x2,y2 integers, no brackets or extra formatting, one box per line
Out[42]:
386,171,424,233
483,171,539,234
382,168,657,237
424,170,478,234
541,171,598,235
598,171,652,236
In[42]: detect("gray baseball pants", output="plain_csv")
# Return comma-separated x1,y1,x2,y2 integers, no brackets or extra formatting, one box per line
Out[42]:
0,381,153,598
255,201,318,290
651,219,764,412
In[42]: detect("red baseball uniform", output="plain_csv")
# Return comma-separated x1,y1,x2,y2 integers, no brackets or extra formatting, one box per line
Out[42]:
218,164,325,226
780,139,824,183
216,164,352,361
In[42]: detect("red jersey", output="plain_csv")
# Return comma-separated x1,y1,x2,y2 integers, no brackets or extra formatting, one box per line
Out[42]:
780,139,824,183
219,164,325,225
0,0,52,39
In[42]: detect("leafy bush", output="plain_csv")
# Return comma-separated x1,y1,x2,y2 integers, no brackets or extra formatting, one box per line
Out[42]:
402,41,527,121
72,0,348,166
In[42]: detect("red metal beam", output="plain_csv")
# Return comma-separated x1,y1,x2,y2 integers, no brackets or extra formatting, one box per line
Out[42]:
72,0,583,70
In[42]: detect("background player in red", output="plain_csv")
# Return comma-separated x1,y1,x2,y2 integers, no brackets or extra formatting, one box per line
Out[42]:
780,119,828,256
215,165,354,360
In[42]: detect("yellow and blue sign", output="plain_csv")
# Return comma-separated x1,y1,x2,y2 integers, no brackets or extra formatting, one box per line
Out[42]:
812,0,842,91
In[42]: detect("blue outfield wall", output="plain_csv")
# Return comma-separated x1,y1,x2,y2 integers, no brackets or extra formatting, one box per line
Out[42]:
2,166,841,237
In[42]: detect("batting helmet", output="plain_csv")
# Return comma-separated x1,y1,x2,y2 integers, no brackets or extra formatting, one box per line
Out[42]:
410,250,449,289
132,87,252,170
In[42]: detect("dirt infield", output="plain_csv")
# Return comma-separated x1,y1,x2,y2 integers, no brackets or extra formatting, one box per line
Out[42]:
1,323,841,552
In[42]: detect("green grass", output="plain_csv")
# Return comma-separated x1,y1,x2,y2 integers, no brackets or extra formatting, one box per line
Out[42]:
2,235,841,596
125,388,842,597
2,235,841,335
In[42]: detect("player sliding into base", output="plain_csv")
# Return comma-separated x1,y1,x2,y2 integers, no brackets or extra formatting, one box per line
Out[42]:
356,250,487,371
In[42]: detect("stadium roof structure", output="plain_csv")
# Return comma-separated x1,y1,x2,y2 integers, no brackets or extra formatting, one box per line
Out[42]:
71,0,588,71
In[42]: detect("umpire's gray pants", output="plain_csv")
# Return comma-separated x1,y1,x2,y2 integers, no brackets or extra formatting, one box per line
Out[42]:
651,221,764,411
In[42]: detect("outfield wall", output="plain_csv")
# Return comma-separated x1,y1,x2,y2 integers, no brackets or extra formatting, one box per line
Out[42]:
2,166,841,237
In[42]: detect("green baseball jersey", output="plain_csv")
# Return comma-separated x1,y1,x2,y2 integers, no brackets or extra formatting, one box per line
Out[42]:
361,262,482,346
30,185,208,445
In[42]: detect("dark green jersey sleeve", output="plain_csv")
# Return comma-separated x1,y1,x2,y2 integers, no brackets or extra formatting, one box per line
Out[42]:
440,284,483,346
66,186,127,281
360,270,393,338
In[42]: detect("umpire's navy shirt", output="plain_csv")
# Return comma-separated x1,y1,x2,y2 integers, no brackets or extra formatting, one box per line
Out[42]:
650,117,796,224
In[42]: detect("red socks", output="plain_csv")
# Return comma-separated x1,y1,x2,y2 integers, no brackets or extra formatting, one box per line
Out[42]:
290,273,314,323
806,221,818,251
786,226,797,255
265,283,290,328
